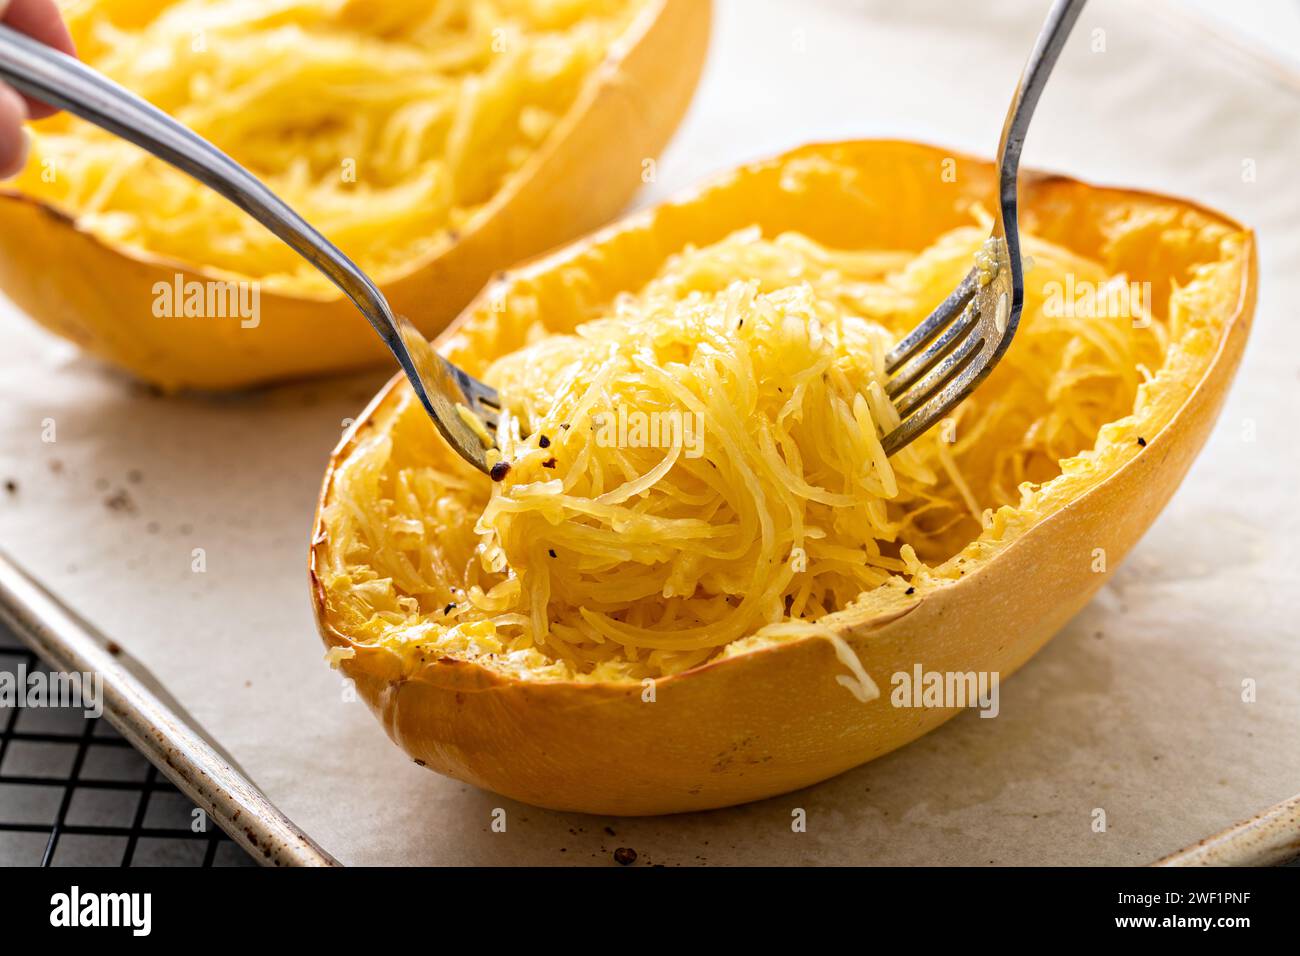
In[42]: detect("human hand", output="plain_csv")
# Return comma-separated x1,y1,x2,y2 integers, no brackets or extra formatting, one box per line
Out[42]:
0,0,75,177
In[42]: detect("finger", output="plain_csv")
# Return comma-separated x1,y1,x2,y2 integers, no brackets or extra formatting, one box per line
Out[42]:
0,82,30,177
1,0,77,119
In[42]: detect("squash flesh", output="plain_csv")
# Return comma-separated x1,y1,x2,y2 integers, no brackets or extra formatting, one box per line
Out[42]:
12,0,647,291
0,0,709,390
309,141,1256,814
314,159,1250,684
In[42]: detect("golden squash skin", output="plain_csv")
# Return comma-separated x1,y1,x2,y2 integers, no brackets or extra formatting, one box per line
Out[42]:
0,0,710,390
310,140,1256,816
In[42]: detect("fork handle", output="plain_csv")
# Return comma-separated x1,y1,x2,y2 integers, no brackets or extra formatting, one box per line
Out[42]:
0,23,497,474
995,0,1088,212
0,23,402,352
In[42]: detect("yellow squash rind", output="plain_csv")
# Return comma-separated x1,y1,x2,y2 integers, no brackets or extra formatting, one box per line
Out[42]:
311,140,1256,815
0,0,710,390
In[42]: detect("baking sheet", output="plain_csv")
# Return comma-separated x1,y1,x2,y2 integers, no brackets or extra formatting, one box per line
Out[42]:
1,0,1297,865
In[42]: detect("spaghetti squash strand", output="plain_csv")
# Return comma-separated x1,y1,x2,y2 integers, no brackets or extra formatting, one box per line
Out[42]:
320,218,1183,684
13,0,645,289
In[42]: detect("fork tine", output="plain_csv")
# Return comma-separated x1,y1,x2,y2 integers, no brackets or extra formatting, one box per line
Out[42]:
442,358,501,408
886,269,978,372
880,346,989,457
892,331,985,420
436,356,505,439
886,299,981,399
470,385,501,409
469,391,500,432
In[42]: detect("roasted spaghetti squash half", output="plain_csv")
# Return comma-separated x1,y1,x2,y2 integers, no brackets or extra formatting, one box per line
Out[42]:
311,140,1256,815
0,0,709,388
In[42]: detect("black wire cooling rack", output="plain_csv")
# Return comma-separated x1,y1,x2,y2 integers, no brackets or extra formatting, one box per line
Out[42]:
0,622,254,867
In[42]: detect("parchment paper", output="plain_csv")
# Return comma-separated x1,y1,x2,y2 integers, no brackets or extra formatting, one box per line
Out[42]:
1,0,1297,866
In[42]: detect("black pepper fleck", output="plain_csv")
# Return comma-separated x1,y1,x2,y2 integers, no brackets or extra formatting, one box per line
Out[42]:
443,603,456,615
905,586,915,595
489,461,511,481
3,479,15,494
104,489,136,514
1137,437,1147,447
613,847,637,866
538,435,551,448
548,549,557,558
542,457,557,469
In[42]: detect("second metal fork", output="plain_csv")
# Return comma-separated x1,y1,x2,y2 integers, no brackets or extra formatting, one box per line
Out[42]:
880,0,1085,456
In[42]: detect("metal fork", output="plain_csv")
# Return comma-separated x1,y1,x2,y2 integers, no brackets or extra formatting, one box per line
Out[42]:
0,23,502,474
879,0,1085,456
